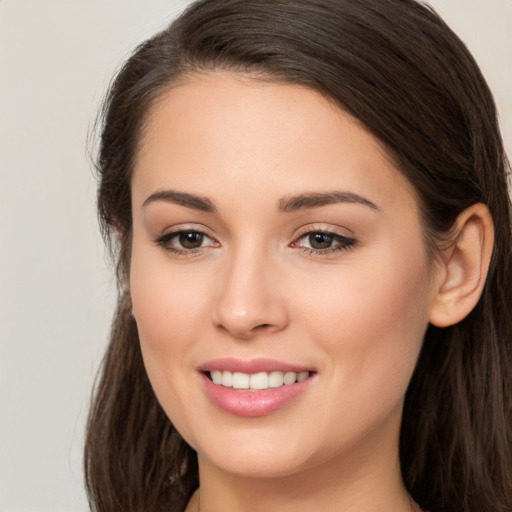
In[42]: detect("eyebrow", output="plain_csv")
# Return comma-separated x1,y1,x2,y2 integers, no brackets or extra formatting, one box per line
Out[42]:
278,191,379,212
142,189,217,213
142,189,379,214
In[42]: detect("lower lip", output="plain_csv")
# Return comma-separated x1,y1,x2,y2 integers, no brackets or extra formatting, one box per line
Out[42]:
200,373,314,417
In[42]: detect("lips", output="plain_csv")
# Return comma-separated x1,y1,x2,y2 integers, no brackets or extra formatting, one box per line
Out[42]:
198,358,316,417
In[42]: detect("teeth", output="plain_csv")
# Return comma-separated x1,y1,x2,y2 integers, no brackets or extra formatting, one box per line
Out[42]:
211,370,222,385
232,372,250,389
283,371,297,385
209,370,311,390
250,372,269,390
221,371,233,387
268,371,284,388
297,371,309,382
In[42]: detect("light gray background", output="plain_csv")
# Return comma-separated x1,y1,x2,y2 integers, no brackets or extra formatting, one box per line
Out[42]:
1,1,510,511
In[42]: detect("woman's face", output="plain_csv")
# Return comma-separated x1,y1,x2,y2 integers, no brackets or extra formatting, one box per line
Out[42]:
130,73,441,478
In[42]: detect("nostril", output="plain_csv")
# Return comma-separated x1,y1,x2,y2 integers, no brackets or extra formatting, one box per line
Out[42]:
253,323,274,334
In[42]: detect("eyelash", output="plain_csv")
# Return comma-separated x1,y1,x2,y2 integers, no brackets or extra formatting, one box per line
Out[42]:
153,228,358,257
153,229,218,257
291,230,358,256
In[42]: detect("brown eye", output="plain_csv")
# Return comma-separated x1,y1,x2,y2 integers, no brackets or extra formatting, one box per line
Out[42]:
308,232,334,249
291,229,357,255
178,231,204,249
154,229,219,254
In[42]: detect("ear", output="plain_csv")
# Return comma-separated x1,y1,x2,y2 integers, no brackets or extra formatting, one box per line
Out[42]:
429,203,494,328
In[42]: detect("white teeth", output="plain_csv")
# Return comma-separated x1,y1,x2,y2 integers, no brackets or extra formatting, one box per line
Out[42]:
232,372,250,389
250,372,269,390
283,371,297,385
209,370,311,390
268,371,284,388
221,371,233,387
297,371,309,382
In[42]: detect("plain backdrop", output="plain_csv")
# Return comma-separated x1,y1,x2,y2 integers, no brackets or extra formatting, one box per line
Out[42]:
0,1,510,511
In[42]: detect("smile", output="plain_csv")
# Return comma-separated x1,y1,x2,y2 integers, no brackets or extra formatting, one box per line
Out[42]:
199,359,316,417
209,370,310,390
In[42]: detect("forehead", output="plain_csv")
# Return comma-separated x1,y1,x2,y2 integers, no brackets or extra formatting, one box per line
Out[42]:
132,72,418,214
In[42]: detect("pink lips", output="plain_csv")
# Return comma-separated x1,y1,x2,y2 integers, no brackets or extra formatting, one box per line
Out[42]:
198,358,315,417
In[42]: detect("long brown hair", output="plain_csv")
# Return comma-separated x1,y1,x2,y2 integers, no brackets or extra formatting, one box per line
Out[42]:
85,1,512,511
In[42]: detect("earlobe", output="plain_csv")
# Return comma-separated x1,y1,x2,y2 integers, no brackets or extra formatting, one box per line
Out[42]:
429,203,494,328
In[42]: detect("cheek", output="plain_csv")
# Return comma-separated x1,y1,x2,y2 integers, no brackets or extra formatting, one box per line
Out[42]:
129,241,210,391
299,244,432,401
130,245,210,351
129,248,214,439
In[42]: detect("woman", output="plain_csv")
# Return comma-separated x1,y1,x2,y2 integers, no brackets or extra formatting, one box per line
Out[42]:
84,1,512,511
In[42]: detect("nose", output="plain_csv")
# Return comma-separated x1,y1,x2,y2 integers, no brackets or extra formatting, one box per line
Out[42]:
213,248,289,340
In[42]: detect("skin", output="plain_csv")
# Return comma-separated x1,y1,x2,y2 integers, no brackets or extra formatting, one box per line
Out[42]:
129,72,472,512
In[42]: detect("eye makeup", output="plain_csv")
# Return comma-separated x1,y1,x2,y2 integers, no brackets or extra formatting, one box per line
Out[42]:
152,225,358,259
153,227,220,257
291,229,358,256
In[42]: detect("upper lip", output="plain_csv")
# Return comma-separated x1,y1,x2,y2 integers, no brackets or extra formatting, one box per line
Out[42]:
198,357,315,374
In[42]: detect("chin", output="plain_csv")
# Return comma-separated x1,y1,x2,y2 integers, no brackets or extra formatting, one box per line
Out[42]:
198,444,318,479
